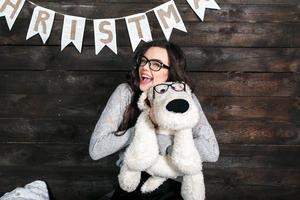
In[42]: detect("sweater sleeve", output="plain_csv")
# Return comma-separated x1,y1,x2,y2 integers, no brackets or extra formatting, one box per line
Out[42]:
89,83,134,160
192,94,220,162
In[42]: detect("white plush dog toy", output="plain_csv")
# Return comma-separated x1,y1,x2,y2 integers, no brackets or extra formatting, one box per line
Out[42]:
118,82,205,200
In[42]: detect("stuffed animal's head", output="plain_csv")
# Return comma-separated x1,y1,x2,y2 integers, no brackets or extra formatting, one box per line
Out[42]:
138,82,200,131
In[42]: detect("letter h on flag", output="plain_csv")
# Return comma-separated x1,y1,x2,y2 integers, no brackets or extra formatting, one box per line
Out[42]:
0,0,25,30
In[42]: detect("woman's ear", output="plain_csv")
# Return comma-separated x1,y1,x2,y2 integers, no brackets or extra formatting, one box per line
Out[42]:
137,91,150,111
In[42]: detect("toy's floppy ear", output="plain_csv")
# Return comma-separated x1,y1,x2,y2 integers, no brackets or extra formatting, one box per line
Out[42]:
137,91,150,111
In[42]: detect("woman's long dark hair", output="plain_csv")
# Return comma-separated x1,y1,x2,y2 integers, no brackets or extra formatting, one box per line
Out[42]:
115,40,194,136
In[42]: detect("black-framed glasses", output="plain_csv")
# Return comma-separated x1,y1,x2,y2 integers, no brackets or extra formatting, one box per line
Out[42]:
153,82,186,99
136,56,170,71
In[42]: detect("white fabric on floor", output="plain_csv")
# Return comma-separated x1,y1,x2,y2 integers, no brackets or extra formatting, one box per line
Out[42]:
0,180,49,200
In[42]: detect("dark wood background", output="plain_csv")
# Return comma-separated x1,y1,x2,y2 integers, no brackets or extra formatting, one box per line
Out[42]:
0,0,299,199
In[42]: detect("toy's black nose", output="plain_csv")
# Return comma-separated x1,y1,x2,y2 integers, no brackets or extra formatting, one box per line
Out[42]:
166,99,189,113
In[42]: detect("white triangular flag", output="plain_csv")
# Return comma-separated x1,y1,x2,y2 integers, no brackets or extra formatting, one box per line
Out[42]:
154,0,187,40
125,13,152,52
26,6,55,44
185,0,220,21
61,15,86,53
0,0,25,30
94,19,117,55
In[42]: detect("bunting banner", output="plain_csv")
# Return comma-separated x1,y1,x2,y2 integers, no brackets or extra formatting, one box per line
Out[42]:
185,0,220,21
154,0,187,41
0,0,221,55
94,19,117,55
0,0,25,30
61,15,86,53
26,6,55,44
125,13,152,52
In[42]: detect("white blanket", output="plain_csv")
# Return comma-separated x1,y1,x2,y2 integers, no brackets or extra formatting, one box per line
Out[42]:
0,180,49,200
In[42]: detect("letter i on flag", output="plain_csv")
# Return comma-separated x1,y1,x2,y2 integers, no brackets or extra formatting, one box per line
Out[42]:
0,0,25,30
26,6,55,44
61,15,86,53
154,0,186,40
94,19,117,55
185,0,220,21
125,13,152,52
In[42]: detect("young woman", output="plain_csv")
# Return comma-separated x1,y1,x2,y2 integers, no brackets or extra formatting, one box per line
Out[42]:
89,40,219,200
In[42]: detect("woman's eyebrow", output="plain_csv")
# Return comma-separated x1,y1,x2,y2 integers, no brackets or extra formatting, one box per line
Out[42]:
149,58,164,63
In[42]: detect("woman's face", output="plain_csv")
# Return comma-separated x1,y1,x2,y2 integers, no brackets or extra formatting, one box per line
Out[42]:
138,47,169,91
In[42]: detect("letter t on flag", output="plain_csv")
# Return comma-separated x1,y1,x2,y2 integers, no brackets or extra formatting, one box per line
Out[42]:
185,0,220,21
26,6,55,44
0,0,25,30
125,13,152,52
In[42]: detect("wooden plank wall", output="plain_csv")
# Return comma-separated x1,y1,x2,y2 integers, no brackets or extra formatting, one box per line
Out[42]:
0,0,299,199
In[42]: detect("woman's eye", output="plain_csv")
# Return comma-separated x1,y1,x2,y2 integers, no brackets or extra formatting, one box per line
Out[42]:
140,59,147,65
152,62,161,69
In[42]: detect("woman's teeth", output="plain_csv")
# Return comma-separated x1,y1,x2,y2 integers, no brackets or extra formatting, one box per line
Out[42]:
142,75,153,81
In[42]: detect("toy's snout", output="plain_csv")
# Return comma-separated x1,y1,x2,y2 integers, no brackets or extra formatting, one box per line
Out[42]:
166,99,190,113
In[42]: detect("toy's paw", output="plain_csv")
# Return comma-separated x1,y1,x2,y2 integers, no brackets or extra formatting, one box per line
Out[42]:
141,176,166,193
146,155,180,178
171,153,202,175
181,174,205,200
118,166,141,192
125,153,158,171
173,160,202,175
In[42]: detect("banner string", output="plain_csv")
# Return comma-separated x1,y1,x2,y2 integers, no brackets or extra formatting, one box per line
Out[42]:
27,0,155,21
1,0,220,53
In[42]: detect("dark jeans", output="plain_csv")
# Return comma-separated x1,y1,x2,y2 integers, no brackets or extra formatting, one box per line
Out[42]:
111,172,183,200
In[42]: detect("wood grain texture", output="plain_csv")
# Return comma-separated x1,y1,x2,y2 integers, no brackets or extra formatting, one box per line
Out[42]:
0,47,299,72
1,20,299,47
0,144,299,169
1,71,299,95
0,119,299,145
24,0,300,4
0,0,299,199
0,95,299,122
0,166,299,187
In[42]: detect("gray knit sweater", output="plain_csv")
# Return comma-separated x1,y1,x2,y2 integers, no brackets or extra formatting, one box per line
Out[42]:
89,83,219,165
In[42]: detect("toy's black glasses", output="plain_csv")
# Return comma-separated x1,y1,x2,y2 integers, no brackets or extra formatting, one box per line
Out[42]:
136,56,170,71
153,82,186,99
